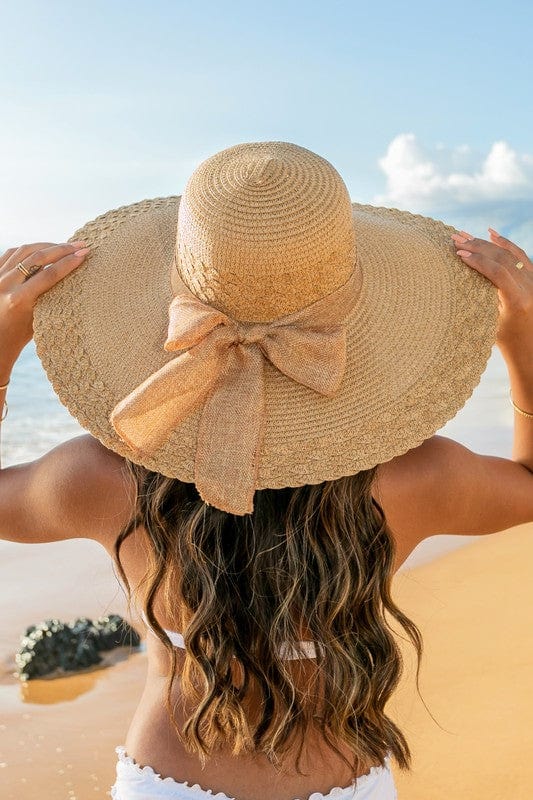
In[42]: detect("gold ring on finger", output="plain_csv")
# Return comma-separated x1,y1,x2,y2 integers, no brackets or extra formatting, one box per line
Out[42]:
515,261,524,270
16,262,41,281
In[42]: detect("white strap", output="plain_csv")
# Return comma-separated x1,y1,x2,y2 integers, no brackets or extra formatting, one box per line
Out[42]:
139,609,317,659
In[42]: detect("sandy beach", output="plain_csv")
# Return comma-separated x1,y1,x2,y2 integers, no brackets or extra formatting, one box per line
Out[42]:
1,525,532,799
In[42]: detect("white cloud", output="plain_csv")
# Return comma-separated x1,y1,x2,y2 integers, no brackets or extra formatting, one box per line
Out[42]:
374,134,533,254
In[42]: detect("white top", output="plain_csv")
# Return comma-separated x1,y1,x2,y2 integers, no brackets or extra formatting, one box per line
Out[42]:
113,745,397,799
140,609,318,660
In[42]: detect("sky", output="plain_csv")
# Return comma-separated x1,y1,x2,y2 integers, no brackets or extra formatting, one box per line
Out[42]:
0,0,532,251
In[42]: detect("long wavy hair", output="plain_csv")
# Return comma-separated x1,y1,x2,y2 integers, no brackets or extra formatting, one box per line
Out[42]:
113,459,423,779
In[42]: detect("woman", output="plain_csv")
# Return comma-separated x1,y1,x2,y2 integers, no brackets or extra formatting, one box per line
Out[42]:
1,141,532,800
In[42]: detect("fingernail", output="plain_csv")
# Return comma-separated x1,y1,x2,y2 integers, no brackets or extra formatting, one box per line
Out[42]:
488,227,501,237
451,234,469,244
456,250,472,257
74,247,90,256
459,230,475,240
70,240,87,247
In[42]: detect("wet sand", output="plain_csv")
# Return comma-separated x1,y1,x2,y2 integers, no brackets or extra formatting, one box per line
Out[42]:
0,527,532,799
0,539,143,799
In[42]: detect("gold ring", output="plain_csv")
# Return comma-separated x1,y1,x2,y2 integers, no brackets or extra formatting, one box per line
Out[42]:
16,262,41,280
515,261,524,270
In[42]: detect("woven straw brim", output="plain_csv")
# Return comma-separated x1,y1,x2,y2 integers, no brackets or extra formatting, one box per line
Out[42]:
33,197,498,488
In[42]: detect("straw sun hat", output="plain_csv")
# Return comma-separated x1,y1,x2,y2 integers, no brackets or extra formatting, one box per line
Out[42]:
33,141,498,515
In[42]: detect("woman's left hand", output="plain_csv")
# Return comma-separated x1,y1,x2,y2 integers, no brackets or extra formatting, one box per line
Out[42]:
0,241,90,379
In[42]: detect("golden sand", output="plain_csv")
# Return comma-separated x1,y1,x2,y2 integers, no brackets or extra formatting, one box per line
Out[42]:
390,523,533,797
0,526,532,799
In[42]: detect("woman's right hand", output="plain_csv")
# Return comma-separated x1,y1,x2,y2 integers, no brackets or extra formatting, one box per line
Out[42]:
451,228,533,363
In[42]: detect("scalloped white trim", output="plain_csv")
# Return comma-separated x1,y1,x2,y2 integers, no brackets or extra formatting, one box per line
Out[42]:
112,746,393,800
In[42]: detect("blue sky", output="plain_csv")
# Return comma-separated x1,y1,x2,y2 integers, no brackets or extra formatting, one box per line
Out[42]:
1,0,532,250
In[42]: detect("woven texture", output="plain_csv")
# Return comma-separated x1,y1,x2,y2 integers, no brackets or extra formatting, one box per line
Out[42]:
109,270,360,514
32,141,499,498
175,142,356,321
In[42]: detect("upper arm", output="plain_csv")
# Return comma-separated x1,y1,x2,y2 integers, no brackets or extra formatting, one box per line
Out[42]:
0,434,136,545
376,434,533,546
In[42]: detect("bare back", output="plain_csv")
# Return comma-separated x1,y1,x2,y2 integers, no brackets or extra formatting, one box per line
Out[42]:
2,431,533,799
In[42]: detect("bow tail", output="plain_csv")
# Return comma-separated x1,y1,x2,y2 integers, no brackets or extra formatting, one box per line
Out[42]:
110,343,221,455
194,345,265,515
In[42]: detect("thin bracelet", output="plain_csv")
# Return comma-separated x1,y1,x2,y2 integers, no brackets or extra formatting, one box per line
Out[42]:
509,389,533,419
0,379,9,421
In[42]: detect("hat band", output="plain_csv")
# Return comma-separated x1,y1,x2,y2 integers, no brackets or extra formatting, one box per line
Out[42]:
109,269,362,515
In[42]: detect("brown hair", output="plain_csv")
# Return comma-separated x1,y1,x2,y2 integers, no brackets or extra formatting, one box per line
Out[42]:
114,459,422,778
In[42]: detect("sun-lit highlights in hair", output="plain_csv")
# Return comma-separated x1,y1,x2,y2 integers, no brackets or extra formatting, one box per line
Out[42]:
113,463,423,780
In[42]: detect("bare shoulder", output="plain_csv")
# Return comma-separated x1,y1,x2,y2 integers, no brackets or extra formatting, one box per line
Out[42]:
47,433,137,542
46,432,126,475
61,432,129,481
0,432,136,545
371,435,446,559
373,434,533,555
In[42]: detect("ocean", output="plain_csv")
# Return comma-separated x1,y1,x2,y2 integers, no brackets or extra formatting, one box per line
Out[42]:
1,342,85,467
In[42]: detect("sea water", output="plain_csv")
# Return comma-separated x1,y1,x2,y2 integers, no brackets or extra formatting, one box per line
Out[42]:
1,341,85,466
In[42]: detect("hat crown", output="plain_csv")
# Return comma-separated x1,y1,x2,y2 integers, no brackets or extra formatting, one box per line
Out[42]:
245,155,285,186
175,141,357,322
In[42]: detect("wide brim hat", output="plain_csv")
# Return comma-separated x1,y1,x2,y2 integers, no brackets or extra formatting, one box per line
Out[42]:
33,141,498,513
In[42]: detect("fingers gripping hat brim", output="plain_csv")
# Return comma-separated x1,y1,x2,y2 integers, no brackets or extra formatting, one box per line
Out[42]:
33,196,498,488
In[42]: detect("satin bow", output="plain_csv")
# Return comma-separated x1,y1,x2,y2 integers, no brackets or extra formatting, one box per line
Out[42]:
110,272,359,515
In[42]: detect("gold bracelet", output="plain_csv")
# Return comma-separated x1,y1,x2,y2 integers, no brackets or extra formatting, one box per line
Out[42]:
0,379,9,421
509,389,533,418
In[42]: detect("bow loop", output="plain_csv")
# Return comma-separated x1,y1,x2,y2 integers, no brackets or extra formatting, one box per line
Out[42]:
260,325,347,396
165,295,232,352
110,272,360,515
